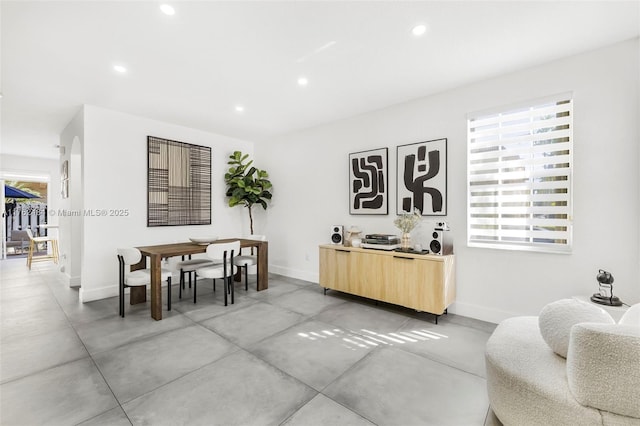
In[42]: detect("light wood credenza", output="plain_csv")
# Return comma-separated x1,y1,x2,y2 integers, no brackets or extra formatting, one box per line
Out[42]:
319,244,455,322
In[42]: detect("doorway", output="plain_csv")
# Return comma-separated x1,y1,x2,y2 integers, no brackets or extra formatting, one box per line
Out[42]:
2,178,50,260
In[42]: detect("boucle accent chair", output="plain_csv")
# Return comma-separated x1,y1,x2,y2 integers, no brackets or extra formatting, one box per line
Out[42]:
485,300,640,426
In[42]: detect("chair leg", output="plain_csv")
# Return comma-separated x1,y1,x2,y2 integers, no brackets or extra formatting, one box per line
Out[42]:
27,240,35,270
180,269,185,289
231,276,235,304
167,276,172,311
120,283,125,318
244,265,248,291
193,275,197,304
223,277,228,306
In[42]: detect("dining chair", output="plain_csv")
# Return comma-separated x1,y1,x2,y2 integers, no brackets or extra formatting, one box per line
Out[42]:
233,235,266,291
174,254,215,297
194,241,240,306
25,228,59,270
117,248,172,317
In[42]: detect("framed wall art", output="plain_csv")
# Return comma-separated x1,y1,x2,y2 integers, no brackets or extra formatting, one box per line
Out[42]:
349,147,388,215
397,138,447,216
61,160,69,199
147,136,211,226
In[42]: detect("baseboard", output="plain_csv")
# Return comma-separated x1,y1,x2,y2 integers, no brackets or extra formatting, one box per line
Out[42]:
79,284,119,303
69,274,81,287
448,301,519,324
269,264,318,284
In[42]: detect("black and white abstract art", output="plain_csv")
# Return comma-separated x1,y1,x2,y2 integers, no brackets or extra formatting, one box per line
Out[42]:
349,147,388,215
397,138,447,216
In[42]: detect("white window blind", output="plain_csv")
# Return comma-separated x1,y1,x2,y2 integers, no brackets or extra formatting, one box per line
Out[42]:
467,95,573,253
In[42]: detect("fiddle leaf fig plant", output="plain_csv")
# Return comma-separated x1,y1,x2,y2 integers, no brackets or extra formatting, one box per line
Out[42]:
224,151,272,234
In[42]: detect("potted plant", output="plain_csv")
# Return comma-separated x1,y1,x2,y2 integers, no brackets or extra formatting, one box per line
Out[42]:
224,151,273,235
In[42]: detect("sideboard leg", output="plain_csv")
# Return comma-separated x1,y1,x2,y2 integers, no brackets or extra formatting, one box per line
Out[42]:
435,314,439,325
323,287,328,295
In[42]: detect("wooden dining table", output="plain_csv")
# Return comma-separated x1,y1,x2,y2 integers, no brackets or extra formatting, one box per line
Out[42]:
133,238,268,320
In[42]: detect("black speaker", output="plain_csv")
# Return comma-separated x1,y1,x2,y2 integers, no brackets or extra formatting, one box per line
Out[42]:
430,229,453,255
331,225,344,245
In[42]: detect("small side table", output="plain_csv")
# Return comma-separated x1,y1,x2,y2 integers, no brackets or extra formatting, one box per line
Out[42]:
573,295,628,322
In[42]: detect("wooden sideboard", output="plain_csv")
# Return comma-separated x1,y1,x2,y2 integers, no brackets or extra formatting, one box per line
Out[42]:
319,244,455,320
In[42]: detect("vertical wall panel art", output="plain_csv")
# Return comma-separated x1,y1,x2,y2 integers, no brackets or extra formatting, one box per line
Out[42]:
397,138,447,216
349,147,388,215
147,136,211,226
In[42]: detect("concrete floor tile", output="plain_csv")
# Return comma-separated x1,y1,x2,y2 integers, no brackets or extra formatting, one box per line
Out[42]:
324,347,489,426
0,326,88,383
75,309,194,354
313,300,410,335
245,281,305,301
123,350,316,426
251,319,375,390
282,394,375,426
77,407,132,426
201,301,304,347
0,358,118,425
395,318,492,377
270,288,347,316
94,324,238,403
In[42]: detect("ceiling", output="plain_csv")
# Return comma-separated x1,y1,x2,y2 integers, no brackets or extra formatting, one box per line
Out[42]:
2,1,639,160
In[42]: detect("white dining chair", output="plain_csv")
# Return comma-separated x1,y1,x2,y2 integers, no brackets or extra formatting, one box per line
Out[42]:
117,248,172,317
174,254,216,298
233,235,266,291
194,241,240,306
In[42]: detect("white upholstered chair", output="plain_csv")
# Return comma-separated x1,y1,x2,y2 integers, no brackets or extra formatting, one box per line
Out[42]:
233,235,266,291
173,254,215,298
117,248,172,317
194,241,240,306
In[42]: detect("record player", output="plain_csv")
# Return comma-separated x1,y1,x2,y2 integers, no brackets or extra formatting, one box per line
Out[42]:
361,234,401,250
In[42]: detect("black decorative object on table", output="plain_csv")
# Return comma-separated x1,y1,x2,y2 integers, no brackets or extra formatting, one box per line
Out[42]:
590,269,623,307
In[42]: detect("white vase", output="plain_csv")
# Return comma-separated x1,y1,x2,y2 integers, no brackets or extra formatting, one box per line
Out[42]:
401,232,411,251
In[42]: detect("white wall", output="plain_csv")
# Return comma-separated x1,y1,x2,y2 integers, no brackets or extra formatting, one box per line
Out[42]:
61,105,254,302
257,38,640,323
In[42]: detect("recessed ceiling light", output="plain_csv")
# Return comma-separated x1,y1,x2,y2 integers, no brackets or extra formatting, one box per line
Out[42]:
113,64,127,73
297,77,309,87
235,105,245,113
160,4,175,15
411,24,428,37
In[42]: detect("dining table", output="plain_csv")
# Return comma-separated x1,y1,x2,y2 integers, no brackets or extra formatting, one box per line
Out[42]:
132,238,268,320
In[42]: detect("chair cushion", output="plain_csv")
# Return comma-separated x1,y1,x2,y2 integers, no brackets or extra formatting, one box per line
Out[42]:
234,255,257,267
538,298,614,358
125,268,171,285
177,259,217,272
195,263,237,279
125,269,151,286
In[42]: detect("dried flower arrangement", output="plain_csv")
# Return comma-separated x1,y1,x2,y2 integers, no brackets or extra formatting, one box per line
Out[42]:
394,209,422,233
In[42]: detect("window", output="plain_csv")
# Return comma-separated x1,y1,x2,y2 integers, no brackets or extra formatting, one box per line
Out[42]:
467,94,573,253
